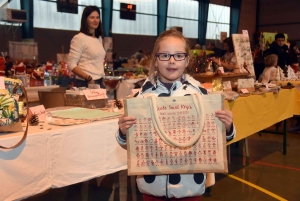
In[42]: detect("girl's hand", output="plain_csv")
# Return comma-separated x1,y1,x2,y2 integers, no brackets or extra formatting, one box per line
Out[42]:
118,115,136,135
215,109,233,132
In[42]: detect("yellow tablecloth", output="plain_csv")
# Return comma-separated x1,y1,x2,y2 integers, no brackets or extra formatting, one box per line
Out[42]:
225,88,300,144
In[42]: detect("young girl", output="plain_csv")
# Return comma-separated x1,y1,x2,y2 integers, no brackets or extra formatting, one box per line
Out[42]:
117,30,235,201
259,54,278,84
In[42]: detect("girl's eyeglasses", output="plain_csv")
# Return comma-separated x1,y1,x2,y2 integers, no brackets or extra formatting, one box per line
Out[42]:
156,53,188,61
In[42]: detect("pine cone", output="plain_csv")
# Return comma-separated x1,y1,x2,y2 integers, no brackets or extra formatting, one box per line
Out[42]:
29,114,39,126
115,99,123,109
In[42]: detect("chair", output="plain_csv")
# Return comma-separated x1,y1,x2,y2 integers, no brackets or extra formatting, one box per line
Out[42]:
38,91,66,109
51,87,67,93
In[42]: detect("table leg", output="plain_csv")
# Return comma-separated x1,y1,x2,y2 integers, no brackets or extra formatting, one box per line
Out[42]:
283,119,287,155
259,119,288,155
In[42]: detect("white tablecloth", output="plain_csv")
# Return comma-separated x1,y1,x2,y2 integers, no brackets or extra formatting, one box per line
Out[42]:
0,119,127,201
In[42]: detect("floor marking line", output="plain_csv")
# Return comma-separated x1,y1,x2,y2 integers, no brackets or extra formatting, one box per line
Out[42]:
226,174,288,201
254,161,300,171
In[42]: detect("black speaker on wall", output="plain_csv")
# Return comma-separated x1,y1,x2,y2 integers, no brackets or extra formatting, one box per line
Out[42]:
57,0,78,14
120,3,136,20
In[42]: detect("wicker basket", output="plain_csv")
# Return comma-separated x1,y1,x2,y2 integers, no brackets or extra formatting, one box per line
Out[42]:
65,94,107,108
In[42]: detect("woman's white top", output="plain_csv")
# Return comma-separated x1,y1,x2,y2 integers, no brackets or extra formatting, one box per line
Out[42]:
67,32,106,80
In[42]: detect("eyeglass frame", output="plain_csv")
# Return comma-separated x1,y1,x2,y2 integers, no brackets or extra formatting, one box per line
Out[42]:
156,53,188,61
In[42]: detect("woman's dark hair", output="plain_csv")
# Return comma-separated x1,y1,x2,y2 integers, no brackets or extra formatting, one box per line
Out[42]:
80,6,103,38
223,37,234,52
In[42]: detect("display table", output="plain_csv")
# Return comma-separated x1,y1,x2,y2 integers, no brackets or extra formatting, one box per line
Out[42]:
225,88,300,145
0,119,127,201
25,85,60,102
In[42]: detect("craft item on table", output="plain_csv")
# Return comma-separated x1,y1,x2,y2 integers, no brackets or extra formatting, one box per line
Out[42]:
222,91,239,101
28,105,46,122
205,60,214,75
0,80,28,150
216,67,224,75
12,61,26,75
281,82,295,89
237,78,255,92
50,107,121,121
222,81,232,91
243,62,251,74
45,61,53,72
30,68,44,87
65,90,107,108
82,88,107,101
58,61,69,76
251,91,265,95
212,77,223,92
103,76,123,90
0,57,5,76
238,92,250,97
258,87,271,93
29,113,39,126
286,66,299,80
232,34,255,75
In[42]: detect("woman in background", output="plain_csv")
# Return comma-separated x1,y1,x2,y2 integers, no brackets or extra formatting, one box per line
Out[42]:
211,37,237,72
67,6,106,88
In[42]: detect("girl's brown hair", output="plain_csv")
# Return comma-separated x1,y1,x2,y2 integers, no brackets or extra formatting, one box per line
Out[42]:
148,29,191,83
264,54,278,67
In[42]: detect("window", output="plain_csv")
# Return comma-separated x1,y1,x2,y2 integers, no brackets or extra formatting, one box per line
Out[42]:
34,0,101,31
0,0,21,25
206,4,230,40
112,0,157,36
167,0,198,38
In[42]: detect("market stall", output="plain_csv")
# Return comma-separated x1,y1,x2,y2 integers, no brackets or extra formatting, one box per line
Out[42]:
0,88,299,200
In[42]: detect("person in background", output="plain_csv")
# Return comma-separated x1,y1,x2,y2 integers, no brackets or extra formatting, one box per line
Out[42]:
289,43,299,73
207,42,225,58
194,44,201,50
67,6,106,88
117,29,235,201
258,54,278,84
211,37,237,72
132,49,144,63
263,33,291,70
139,50,151,67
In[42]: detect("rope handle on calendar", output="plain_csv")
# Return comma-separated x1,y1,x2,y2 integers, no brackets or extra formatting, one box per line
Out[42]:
148,93,205,148
0,85,29,149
